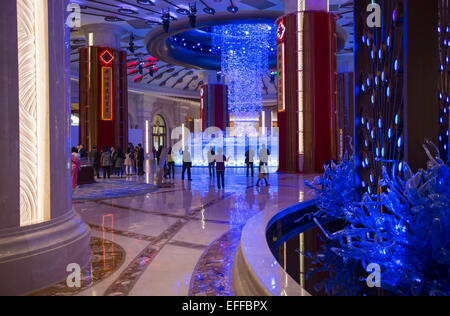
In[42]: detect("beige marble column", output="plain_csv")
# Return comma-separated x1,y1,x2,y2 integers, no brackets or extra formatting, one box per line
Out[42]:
0,0,90,296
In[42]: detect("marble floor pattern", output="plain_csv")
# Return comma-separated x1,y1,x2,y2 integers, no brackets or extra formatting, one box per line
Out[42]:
38,168,317,296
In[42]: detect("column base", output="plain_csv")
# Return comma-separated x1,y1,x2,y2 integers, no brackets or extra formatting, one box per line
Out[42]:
0,211,90,296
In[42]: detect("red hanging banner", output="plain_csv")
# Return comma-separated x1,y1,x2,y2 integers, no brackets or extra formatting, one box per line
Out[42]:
101,66,113,121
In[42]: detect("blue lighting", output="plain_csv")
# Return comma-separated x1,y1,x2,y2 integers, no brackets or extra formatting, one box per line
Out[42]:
212,24,275,128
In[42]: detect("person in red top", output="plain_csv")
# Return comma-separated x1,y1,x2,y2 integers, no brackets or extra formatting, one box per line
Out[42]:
214,148,228,190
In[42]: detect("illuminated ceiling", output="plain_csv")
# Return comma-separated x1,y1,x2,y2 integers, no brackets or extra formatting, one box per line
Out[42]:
70,0,354,97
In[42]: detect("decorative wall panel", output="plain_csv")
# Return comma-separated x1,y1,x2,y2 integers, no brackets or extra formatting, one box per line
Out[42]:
17,0,39,226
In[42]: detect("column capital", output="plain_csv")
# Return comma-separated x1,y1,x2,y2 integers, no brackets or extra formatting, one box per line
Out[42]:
81,23,126,49
284,0,329,14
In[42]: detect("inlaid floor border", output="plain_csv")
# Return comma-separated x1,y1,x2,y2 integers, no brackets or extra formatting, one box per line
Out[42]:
100,192,237,296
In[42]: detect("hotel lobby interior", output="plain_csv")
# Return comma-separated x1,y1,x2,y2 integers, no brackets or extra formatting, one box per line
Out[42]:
0,0,449,298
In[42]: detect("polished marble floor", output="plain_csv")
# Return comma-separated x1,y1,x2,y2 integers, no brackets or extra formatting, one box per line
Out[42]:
45,167,317,296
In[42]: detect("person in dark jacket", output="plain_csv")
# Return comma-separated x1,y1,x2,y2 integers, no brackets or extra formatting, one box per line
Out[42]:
101,147,112,179
214,148,228,190
137,144,145,176
115,148,125,178
78,144,87,160
111,146,118,176
156,147,163,166
88,146,100,178
245,146,255,178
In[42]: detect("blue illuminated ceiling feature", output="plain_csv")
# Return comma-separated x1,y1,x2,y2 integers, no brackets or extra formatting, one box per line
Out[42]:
168,27,277,58
212,23,276,124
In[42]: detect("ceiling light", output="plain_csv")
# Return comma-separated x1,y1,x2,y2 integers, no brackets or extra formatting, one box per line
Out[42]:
104,16,122,22
118,8,138,14
176,8,190,15
227,3,238,14
136,0,155,5
203,7,215,15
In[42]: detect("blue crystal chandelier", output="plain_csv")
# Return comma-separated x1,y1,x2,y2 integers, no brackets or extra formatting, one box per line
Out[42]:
212,23,275,131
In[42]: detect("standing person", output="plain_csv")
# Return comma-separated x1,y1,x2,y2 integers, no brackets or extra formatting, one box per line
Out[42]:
124,149,134,176
245,146,255,178
214,148,228,190
256,144,270,187
111,146,117,176
78,144,87,160
166,147,175,179
88,146,100,179
133,147,139,175
181,146,192,181
137,144,145,176
71,147,81,189
207,146,216,177
115,148,125,178
101,147,112,179
156,146,163,166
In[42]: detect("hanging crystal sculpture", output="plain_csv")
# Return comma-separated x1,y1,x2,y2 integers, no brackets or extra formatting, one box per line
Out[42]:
212,23,275,134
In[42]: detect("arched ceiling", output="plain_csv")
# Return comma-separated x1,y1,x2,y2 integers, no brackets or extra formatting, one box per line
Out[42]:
70,0,354,98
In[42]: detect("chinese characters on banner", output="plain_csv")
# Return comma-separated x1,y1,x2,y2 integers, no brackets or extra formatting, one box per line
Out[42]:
277,20,286,112
102,67,113,121
277,45,285,112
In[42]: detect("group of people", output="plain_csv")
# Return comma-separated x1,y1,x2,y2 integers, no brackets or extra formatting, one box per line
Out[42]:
71,143,146,189
92,144,145,178
71,142,271,191
201,144,271,189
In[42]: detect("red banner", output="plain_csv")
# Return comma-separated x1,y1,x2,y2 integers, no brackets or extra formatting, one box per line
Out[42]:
101,67,113,121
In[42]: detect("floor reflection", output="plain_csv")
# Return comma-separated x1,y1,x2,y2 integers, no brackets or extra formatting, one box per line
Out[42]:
39,167,317,296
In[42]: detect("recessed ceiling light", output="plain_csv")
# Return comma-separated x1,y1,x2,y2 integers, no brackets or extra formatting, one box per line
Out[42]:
105,16,122,22
227,5,239,14
203,7,215,15
145,20,159,25
136,0,155,5
176,8,190,15
118,8,138,14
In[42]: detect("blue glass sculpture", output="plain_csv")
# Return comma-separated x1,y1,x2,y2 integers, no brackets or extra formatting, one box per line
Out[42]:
306,142,450,296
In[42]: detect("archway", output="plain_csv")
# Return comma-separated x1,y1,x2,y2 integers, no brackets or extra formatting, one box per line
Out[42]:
152,114,167,151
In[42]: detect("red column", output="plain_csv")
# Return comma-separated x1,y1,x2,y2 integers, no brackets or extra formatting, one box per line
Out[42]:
201,84,229,131
277,11,337,173
79,47,128,151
